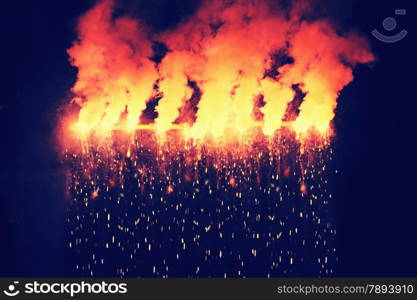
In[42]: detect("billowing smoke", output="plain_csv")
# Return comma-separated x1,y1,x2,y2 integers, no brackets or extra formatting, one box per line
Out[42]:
68,0,157,133
66,0,373,141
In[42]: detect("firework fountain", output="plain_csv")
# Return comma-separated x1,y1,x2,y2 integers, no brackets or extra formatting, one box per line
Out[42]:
59,0,373,277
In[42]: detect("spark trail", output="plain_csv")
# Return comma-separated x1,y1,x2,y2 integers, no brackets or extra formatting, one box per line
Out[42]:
65,130,336,277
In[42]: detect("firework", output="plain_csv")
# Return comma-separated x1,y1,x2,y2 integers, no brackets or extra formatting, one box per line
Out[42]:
59,0,373,277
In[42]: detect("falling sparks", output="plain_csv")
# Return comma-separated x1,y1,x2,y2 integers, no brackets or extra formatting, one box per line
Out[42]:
64,130,337,277
59,0,374,278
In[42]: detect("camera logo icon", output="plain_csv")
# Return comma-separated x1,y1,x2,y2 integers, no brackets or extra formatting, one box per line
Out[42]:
3,281,20,297
372,9,408,43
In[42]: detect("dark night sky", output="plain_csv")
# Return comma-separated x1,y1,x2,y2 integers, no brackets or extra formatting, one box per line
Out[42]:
1,0,416,276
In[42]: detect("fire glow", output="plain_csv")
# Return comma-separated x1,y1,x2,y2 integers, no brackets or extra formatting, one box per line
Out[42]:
61,0,374,277
62,0,373,145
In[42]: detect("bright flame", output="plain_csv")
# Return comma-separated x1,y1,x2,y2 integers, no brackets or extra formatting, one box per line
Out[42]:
63,0,373,144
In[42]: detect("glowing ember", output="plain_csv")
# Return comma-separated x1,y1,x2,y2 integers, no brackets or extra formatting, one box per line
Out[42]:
64,131,337,276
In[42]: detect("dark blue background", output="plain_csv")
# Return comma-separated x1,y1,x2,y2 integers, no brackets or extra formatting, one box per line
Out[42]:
1,0,416,276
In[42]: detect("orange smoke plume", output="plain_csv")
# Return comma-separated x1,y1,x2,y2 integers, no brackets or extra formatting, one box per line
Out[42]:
65,0,374,142
67,0,157,134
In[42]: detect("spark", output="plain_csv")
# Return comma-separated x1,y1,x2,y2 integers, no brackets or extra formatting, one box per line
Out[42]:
64,130,337,277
